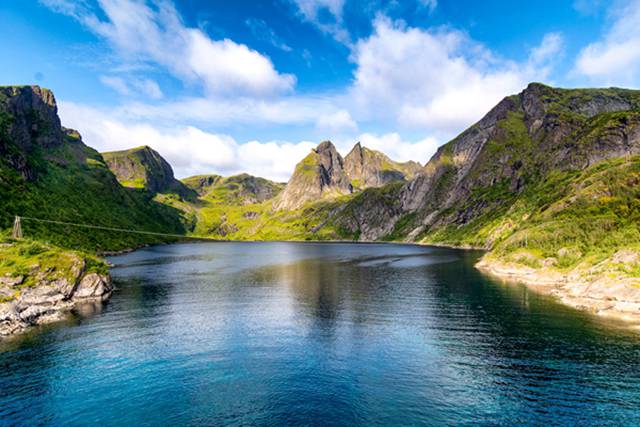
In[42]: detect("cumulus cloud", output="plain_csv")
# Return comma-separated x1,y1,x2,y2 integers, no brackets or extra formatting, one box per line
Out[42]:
315,110,358,134
349,17,562,133
574,0,640,86
59,102,438,180
348,132,437,164
59,101,319,181
42,0,295,97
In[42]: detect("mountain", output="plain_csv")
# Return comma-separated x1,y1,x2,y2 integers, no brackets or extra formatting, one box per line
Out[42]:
102,145,195,198
0,85,186,251
3,83,640,283
344,142,422,189
275,140,353,210
330,83,640,279
183,173,284,205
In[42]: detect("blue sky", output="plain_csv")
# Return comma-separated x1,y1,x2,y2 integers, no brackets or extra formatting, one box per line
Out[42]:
0,0,638,180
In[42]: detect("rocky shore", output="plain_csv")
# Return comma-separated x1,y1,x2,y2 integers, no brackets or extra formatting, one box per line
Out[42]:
476,253,640,326
0,243,113,337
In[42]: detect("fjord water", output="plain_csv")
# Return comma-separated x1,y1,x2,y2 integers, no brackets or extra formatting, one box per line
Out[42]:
2,243,640,426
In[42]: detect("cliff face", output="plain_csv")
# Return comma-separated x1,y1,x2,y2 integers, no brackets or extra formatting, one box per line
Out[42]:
0,86,63,180
275,141,352,210
102,145,195,198
344,142,422,189
333,83,640,244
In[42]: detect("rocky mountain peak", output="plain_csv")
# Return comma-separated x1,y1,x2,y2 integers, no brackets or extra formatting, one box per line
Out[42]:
274,140,352,210
344,142,422,190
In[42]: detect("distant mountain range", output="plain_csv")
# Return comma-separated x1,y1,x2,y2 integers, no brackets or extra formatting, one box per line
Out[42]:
2,83,640,288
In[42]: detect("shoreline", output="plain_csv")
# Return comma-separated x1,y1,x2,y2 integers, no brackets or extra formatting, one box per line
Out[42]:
104,239,640,329
476,257,640,328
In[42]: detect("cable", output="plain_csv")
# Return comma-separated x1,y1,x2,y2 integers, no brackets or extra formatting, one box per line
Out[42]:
19,216,207,240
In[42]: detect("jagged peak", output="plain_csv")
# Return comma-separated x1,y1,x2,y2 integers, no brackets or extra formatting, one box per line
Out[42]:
315,140,338,153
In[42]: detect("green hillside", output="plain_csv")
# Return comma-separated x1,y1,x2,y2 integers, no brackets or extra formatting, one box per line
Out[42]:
0,86,185,252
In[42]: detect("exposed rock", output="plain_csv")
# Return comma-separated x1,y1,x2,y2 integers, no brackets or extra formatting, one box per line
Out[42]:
0,261,113,337
275,141,353,210
338,83,640,242
74,273,113,301
102,145,196,198
0,85,63,180
344,142,422,189
0,275,24,287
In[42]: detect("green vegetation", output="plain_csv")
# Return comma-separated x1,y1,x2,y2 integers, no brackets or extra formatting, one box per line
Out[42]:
0,134,185,252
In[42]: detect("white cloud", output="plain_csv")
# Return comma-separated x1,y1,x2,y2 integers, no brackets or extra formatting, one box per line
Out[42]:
349,17,562,133
290,0,350,44
59,102,438,180
99,75,163,99
575,0,640,86
315,110,358,134
99,75,131,96
59,101,319,181
347,132,437,164
111,94,344,127
43,0,295,97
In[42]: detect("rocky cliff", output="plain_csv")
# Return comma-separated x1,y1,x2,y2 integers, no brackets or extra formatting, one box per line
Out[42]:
344,142,422,189
334,83,640,244
0,86,63,181
103,145,195,198
275,140,353,210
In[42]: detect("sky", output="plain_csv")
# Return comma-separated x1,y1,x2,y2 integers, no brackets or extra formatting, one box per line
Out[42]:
0,0,639,180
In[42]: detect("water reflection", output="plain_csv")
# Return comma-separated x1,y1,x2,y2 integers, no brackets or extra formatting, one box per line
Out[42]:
1,242,639,426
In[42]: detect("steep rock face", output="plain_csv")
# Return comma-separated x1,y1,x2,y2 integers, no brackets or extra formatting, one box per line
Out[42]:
275,141,352,210
333,83,640,243
0,86,63,180
344,142,422,189
103,145,195,198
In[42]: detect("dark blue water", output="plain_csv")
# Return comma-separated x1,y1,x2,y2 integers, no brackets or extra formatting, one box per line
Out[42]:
1,242,640,426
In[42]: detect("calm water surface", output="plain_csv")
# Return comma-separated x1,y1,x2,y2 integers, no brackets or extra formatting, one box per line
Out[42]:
1,242,640,426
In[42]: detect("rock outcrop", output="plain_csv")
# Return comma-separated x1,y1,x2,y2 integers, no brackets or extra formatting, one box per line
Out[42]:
344,142,422,189
103,145,195,198
275,141,353,210
0,253,113,337
0,86,63,180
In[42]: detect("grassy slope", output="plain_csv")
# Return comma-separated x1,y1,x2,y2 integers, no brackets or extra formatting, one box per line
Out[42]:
0,134,186,252
182,172,346,240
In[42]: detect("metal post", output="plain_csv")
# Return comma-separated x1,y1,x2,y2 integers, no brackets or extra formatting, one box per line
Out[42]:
11,216,22,239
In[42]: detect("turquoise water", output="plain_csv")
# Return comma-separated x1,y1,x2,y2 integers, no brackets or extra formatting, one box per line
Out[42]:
1,242,640,426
